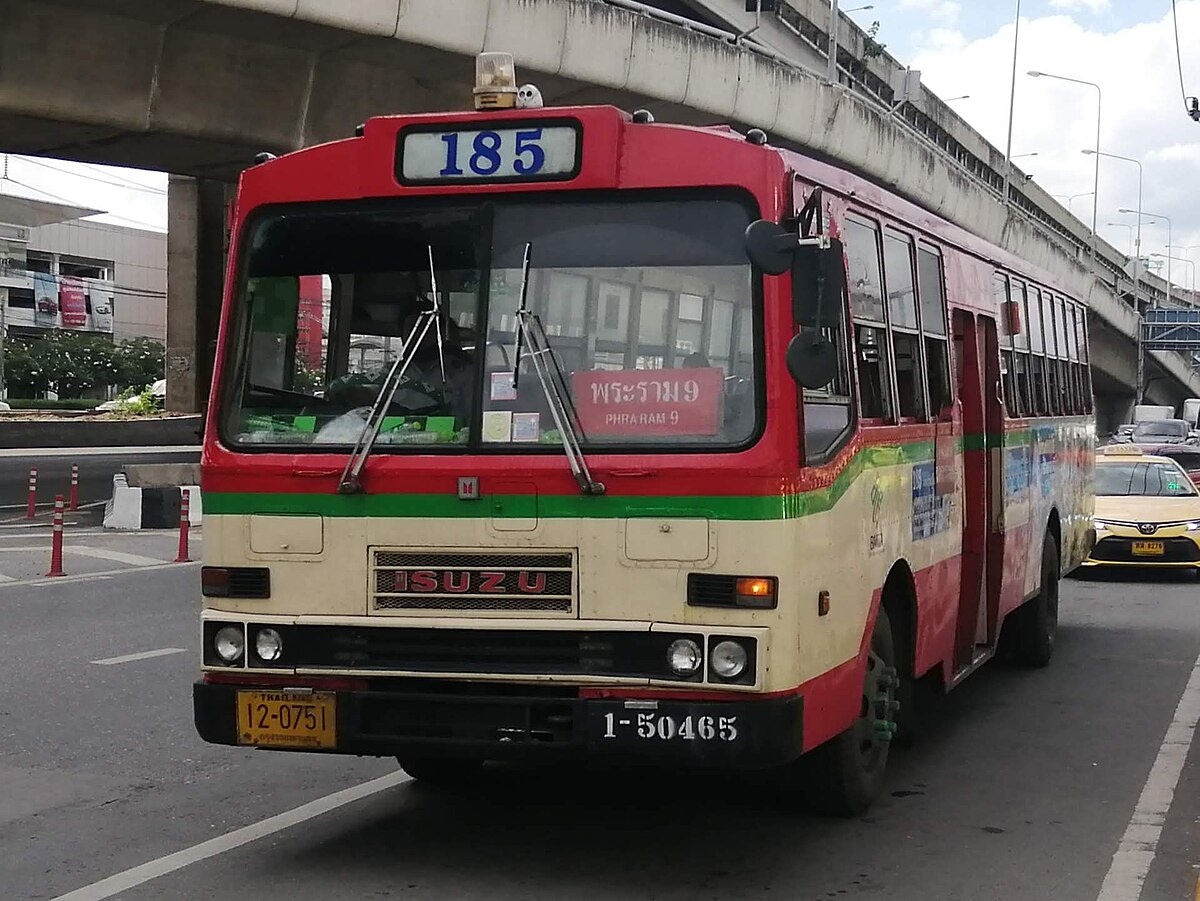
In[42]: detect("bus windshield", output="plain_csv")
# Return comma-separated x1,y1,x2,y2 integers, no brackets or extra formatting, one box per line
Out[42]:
222,194,759,451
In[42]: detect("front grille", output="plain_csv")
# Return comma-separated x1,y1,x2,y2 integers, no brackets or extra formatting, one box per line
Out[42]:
371,549,575,614
1090,537,1200,563
283,626,703,681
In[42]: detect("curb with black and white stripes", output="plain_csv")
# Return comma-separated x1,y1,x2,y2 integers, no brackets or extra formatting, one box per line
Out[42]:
104,474,202,530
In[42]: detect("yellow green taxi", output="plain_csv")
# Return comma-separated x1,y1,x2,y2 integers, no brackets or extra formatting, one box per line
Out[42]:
1085,445,1200,569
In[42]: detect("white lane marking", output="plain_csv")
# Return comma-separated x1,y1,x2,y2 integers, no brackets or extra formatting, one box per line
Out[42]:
29,576,112,588
1096,649,1200,901
0,572,14,583
0,445,200,458
0,560,199,588
67,546,165,567
91,647,187,666
50,770,410,901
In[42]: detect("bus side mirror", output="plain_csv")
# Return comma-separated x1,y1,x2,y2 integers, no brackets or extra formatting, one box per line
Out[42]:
744,220,845,329
792,238,846,331
744,220,795,274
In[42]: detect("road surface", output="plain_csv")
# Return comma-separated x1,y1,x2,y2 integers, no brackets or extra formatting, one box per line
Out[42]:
0,540,1195,901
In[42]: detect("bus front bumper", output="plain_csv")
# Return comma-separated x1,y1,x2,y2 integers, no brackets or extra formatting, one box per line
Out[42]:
193,680,804,768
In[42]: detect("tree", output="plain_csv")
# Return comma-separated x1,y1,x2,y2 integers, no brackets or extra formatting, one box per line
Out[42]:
113,337,165,392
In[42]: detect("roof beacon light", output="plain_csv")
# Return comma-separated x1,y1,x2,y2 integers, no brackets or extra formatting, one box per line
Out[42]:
475,52,518,110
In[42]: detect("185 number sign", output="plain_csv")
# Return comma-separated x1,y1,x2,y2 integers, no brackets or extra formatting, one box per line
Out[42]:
399,124,579,184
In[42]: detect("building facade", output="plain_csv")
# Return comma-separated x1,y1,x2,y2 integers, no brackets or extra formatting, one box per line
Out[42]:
0,196,166,345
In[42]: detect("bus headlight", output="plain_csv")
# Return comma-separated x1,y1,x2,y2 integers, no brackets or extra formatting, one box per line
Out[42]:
214,626,245,664
710,640,748,679
254,628,283,663
666,638,702,677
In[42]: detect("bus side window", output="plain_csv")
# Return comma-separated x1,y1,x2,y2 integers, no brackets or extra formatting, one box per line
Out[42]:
994,272,1020,417
1025,285,1048,415
1074,303,1093,413
844,214,894,421
916,244,952,416
883,229,927,420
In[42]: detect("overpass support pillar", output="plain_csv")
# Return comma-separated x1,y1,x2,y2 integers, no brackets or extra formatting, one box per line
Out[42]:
166,176,231,414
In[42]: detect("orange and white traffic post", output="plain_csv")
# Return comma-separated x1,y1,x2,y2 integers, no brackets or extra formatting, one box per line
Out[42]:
46,495,65,577
69,464,79,511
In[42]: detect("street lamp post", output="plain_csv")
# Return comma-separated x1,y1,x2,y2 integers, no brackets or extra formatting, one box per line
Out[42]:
1066,191,1094,217
1029,71,1101,259
1107,220,1156,257
1152,253,1195,292
1002,0,1022,206
1120,208,1170,305
827,0,840,84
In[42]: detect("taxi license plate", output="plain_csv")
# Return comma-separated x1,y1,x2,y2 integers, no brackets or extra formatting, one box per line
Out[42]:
1132,540,1165,556
236,691,336,749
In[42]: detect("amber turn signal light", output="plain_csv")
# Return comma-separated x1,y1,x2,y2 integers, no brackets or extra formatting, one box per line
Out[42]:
736,577,774,598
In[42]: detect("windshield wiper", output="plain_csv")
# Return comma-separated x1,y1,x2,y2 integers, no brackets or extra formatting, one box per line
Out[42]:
511,243,605,496
337,246,447,494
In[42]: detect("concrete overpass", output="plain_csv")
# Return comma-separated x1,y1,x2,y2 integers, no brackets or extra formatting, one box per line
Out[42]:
1,0,1195,425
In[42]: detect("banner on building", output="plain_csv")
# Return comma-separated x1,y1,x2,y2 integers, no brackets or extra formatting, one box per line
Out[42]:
0,233,29,289
59,276,88,328
33,272,58,327
91,290,114,333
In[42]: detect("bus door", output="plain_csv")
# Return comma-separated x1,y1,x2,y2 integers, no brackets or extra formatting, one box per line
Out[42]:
951,311,1002,671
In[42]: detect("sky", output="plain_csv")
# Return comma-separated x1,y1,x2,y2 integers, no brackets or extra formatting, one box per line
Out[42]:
1,2,1197,287
846,0,1200,289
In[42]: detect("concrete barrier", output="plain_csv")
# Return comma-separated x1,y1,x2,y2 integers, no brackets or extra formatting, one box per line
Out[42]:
0,415,202,449
104,472,202,530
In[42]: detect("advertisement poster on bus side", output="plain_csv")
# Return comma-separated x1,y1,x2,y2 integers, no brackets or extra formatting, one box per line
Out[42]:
59,276,88,328
33,272,58,327
571,367,724,437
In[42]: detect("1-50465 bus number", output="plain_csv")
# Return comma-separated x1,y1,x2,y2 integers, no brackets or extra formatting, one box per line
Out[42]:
399,125,579,183
599,711,740,742
236,691,336,749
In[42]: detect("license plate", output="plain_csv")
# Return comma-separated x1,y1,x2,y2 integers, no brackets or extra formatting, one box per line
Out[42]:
1132,540,1165,556
595,708,741,743
236,691,336,749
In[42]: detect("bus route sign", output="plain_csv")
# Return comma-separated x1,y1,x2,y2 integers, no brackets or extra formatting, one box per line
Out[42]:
571,368,724,437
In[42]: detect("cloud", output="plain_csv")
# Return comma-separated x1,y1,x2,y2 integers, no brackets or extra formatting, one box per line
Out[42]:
910,1,1200,280
1049,0,1111,12
898,0,961,24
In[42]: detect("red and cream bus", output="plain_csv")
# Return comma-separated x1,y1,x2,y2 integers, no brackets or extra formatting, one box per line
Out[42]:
194,55,1094,814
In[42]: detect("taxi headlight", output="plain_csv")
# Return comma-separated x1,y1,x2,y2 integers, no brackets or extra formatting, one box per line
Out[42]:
1093,519,1111,532
1186,521,1200,532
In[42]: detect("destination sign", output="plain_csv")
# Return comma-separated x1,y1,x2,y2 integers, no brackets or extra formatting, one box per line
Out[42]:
398,124,580,184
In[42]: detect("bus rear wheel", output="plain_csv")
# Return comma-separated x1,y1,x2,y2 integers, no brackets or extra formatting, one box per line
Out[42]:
788,607,898,816
396,755,484,785
1006,531,1059,668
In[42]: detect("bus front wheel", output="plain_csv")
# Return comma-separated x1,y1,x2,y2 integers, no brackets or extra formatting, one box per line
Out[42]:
786,606,898,816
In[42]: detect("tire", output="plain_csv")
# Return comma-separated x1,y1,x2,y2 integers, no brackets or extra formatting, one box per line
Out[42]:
396,755,484,785
786,607,898,816
1009,531,1060,668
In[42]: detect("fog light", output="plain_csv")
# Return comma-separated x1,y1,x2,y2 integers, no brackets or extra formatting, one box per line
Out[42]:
255,628,283,663
666,638,702,677
711,640,748,679
214,626,244,664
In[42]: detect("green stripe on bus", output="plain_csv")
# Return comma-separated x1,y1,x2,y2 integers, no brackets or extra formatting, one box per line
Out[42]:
204,441,939,522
